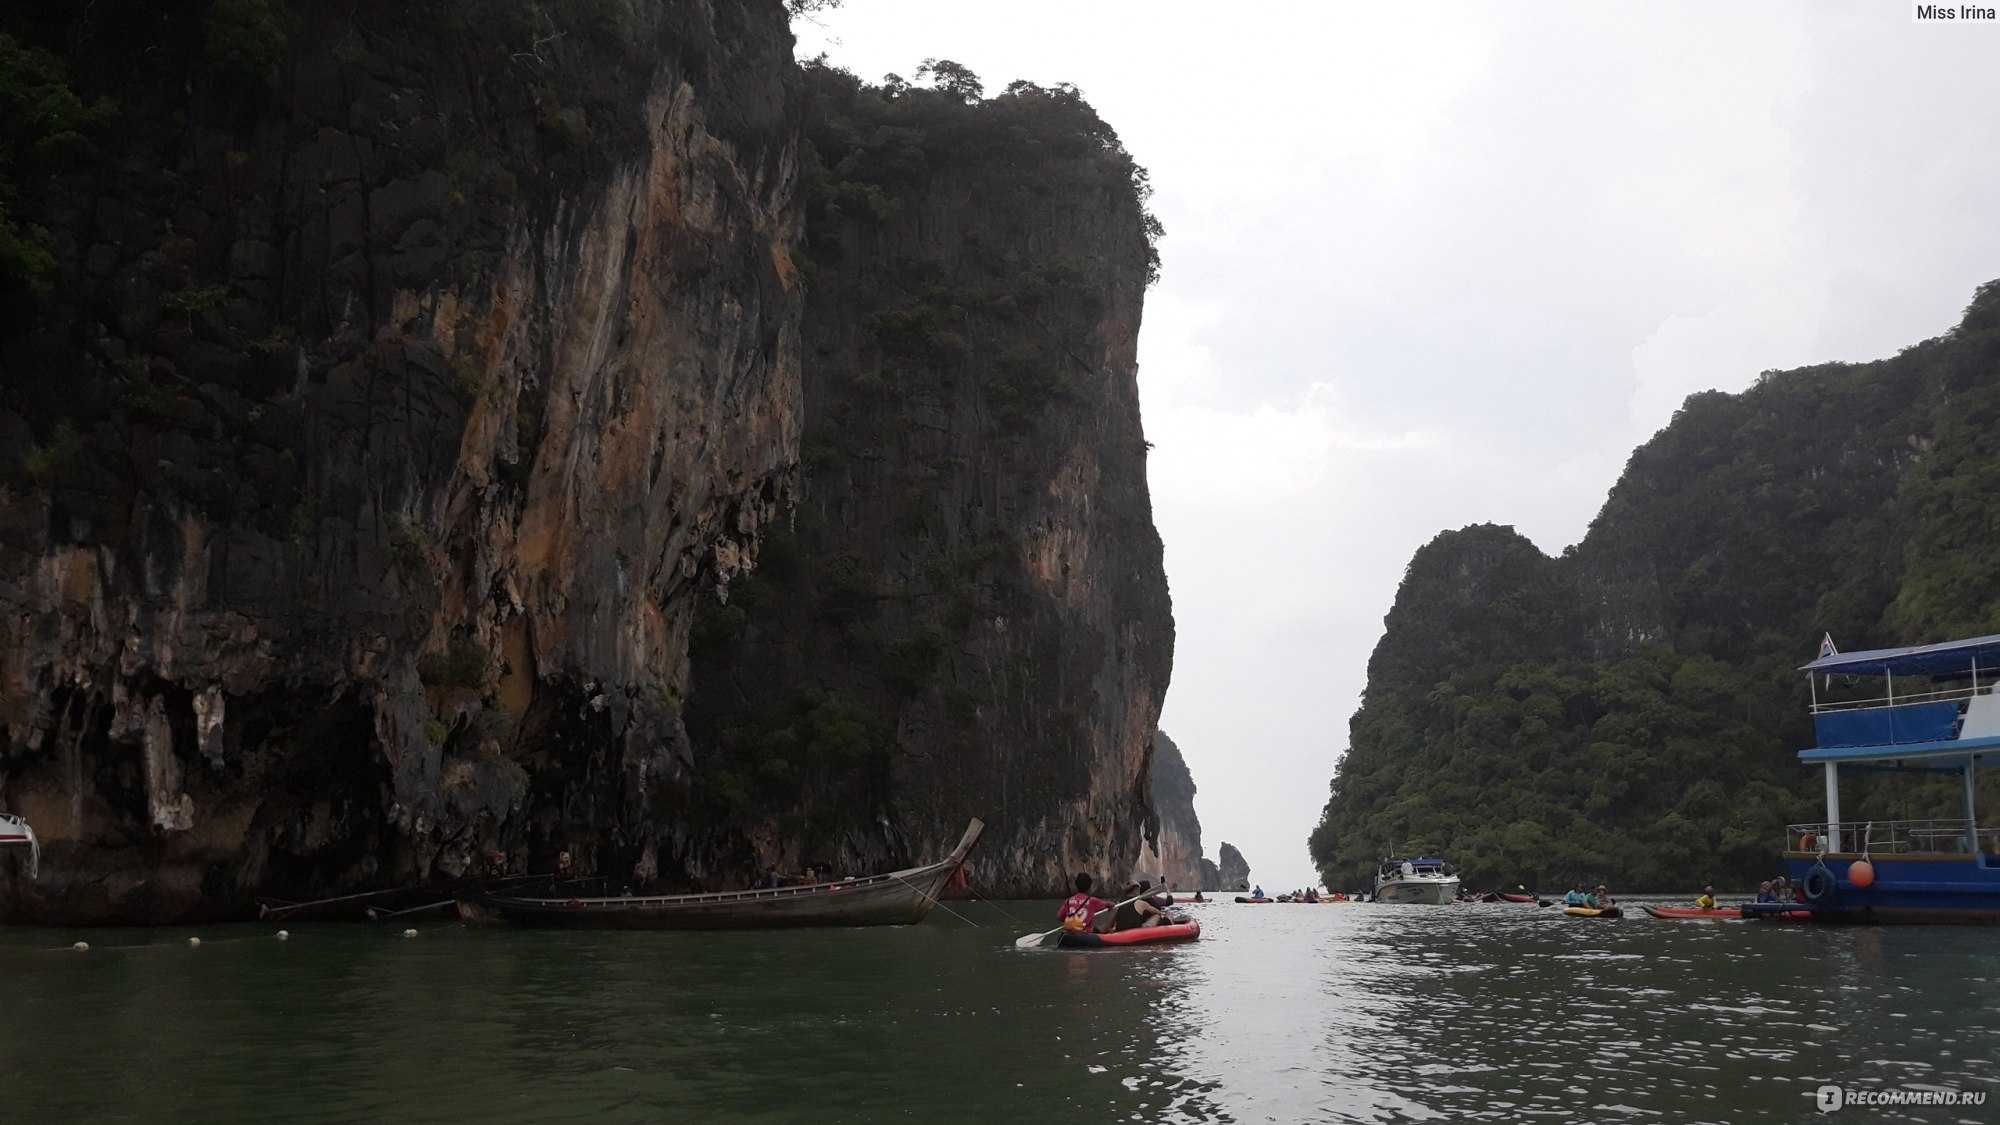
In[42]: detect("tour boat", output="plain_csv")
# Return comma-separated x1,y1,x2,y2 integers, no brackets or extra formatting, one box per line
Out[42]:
1373,856,1460,904
1748,635,2000,924
468,820,982,929
0,813,38,879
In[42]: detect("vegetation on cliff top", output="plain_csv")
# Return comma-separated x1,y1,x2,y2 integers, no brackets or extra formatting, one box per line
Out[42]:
1312,282,2000,892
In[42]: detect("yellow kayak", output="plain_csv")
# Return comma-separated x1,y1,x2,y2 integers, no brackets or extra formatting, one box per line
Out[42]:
1562,905,1623,919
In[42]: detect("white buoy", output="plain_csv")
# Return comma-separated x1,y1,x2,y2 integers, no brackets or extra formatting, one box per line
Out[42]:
276,930,290,941
187,936,202,947
73,941,89,952
402,928,418,938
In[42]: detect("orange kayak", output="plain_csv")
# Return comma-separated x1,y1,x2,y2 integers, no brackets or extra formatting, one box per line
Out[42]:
1643,906,1740,920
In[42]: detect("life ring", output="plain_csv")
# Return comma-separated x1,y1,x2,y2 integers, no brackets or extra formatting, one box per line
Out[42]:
1803,865,1834,902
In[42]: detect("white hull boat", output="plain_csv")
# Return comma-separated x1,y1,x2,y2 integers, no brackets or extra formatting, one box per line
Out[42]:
1,813,39,879
1374,857,1457,904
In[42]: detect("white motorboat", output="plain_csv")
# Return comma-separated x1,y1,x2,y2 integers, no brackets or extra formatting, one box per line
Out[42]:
1,813,39,879
1373,856,1458,904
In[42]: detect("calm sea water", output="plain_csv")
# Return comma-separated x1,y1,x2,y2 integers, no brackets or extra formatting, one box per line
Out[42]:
2,899,1995,1123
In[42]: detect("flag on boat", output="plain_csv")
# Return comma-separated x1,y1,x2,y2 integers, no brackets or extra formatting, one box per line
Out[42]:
1819,633,1838,660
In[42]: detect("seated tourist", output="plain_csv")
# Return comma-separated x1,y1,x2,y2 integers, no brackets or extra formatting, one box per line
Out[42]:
1059,873,1111,931
1113,882,1166,930
1695,884,1717,910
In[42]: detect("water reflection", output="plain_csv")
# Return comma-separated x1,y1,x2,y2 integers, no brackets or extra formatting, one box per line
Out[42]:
2,901,1995,1122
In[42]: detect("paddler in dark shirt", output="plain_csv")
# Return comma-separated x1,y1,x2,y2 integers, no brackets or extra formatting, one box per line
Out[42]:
1114,881,1166,930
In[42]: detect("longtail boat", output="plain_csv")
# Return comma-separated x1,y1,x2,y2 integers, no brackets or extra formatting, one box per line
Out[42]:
0,814,38,879
468,819,984,929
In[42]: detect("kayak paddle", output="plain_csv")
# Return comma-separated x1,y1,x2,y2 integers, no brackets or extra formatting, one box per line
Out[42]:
1015,891,1149,949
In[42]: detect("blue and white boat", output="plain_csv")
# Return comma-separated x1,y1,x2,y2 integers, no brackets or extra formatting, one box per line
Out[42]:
1374,856,1460,904
1754,634,2000,923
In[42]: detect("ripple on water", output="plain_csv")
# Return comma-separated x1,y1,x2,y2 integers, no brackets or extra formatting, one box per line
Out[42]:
4,903,1998,1122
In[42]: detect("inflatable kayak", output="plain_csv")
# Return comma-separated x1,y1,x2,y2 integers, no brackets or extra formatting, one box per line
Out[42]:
1234,896,1271,904
1643,906,1740,920
1498,893,1537,903
1057,919,1200,948
1562,905,1623,919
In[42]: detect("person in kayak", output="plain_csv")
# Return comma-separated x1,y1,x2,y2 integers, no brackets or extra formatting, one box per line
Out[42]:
1059,873,1111,932
1755,881,1777,903
1591,884,1614,908
1695,884,1717,910
1251,884,1265,899
1113,881,1168,930
1563,883,1590,907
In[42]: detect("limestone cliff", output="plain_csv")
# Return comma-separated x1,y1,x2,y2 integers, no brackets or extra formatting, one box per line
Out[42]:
679,63,1173,895
1140,730,1203,890
1311,282,2000,889
0,5,1170,919
1217,841,1250,890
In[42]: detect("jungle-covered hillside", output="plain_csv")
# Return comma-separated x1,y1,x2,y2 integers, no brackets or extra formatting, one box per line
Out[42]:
1311,281,2000,891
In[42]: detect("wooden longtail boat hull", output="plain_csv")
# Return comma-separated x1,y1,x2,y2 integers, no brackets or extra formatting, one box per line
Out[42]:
470,820,983,930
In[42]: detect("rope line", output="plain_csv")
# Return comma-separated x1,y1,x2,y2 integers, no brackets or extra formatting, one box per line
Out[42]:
893,873,982,928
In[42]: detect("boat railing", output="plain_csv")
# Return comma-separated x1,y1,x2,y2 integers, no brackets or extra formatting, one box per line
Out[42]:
1785,818,1999,856
1808,683,1984,714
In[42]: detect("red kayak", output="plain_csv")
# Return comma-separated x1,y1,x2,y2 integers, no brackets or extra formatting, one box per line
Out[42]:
1498,893,1537,903
1233,896,1272,904
1644,906,1741,920
1058,919,1201,948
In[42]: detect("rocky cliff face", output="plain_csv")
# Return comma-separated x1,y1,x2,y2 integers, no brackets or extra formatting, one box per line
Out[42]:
1216,841,1250,890
0,5,1171,919
1140,730,1203,890
678,64,1172,895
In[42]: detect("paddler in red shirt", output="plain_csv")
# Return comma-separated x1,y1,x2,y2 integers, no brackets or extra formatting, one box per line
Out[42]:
1059,873,1111,932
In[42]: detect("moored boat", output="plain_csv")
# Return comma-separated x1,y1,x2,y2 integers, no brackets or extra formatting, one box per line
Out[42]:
1779,634,2000,923
470,820,982,929
1057,918,1200,948
0,813,38,879
1373,856,1460,904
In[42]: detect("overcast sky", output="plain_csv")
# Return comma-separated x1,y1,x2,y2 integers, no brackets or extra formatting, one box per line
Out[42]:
796,2,2000,891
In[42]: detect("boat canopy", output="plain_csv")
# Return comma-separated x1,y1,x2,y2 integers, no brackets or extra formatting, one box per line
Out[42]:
1798,734,2000,769
1802,633,2000,677
1388,857,1447,866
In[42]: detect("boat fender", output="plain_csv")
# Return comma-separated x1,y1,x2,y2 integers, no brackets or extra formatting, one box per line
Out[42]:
1803,862,1834,902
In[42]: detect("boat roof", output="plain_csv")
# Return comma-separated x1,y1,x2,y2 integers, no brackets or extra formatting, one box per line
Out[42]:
1799,734,2000,770
1385,857,1447,865
1802,633,2000,677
